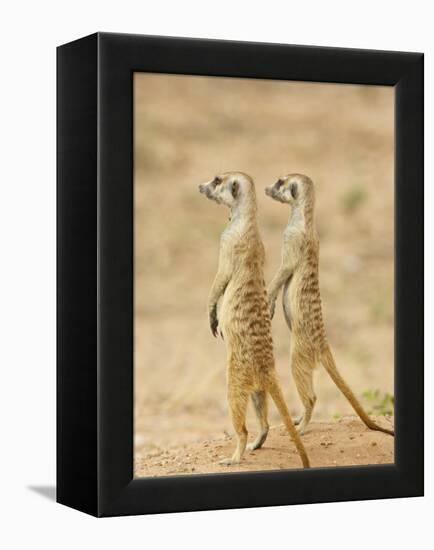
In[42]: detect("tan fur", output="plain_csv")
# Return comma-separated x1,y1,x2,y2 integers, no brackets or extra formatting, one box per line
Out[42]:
199,172,310,467
266,174,394,436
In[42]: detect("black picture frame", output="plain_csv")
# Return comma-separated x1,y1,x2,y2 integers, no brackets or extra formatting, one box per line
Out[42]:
57,32,424,517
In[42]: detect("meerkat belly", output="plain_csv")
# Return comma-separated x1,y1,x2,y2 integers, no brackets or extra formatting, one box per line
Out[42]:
290,267,326,349
220,277,273,359
287,270,303,328
218,281,242,339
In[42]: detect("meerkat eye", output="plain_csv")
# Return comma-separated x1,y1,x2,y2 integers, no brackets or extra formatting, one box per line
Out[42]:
290,182,298,199
213,176,222,186
231,180,239,198
276,179,284,189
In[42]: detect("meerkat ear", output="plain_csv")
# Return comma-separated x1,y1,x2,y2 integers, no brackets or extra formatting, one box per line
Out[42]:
231,180,239,198
290,182,298,199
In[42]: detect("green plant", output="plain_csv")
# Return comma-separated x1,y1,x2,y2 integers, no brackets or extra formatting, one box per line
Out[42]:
362,389,394,416
341,186,367,214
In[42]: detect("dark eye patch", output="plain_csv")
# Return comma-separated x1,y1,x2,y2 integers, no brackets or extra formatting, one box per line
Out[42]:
231,180,239,198
275,179,284,189
213,176,222,186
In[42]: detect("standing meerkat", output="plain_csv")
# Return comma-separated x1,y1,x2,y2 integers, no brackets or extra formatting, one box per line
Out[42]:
198,171,310,467
265,173,394,436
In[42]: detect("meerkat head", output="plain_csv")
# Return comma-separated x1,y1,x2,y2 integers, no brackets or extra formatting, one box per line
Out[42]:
265,173,314,206
198,172,254,209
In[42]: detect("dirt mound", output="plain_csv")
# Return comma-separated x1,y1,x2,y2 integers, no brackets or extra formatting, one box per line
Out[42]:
134,415,394,477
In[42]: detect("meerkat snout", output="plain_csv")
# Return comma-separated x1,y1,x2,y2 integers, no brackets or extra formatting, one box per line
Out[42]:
198,180,216,201
265,178,287,202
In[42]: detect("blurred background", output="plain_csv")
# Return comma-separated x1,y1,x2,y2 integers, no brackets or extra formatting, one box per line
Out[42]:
133,73,394,474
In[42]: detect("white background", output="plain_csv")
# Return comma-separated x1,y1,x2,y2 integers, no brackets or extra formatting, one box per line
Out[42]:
0,1,431,547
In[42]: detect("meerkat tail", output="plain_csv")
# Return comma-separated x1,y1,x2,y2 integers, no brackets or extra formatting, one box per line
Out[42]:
320,346,394,436
267,380,310,468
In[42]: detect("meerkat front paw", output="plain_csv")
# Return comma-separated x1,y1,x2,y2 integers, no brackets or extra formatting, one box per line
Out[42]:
209,305,219,337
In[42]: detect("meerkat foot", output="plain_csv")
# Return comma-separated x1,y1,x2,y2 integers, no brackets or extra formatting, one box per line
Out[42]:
296,415,310,435
219,456,240,466
218,432,247,465
247,428,269,451
293,415,303,426
246,442,259,452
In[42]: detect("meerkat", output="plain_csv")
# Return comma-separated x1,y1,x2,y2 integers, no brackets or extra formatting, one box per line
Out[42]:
265,173,394,436
198,171,310,468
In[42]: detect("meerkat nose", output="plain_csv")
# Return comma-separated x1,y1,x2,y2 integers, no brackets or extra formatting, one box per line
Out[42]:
198,184,205,193
265,187,271,196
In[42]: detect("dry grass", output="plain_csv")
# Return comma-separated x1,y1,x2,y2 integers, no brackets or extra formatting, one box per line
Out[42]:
133,74,394,472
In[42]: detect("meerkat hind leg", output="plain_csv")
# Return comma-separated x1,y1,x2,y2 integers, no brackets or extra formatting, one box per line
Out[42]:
220,389,248,465
291,350,317,435
247,391,269,451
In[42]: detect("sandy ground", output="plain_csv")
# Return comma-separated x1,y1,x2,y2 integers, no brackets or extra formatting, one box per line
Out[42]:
134,415,394,477
133,75,394,476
